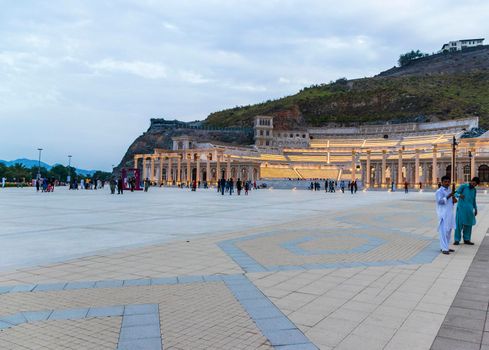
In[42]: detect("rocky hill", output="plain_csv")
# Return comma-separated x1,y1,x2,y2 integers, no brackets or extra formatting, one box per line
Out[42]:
205,46,489,129
118,46,489,169
116,120,253,170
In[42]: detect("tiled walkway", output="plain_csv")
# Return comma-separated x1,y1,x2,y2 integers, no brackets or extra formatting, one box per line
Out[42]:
431,232,489,350
0,188,488,349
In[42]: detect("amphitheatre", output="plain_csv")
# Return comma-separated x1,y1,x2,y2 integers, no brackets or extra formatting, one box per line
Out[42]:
130,116,489,189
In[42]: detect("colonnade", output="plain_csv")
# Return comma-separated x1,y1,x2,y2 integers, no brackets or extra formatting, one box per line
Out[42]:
359,146,482,189
133,150,260,185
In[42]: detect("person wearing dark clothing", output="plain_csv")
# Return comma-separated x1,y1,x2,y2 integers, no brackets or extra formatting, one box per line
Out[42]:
220,178,226,195
244,181,249,195
117,177,124,194
236,179,242,195
404,181,409,194
354,180,358,193
228,178,234,195
350,180,354,194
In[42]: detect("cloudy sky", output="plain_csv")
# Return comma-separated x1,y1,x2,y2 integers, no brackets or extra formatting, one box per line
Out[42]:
1,0,488,170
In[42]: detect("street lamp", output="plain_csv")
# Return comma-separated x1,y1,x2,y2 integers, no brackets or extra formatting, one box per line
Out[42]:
68,155,72,187
37,148,43,180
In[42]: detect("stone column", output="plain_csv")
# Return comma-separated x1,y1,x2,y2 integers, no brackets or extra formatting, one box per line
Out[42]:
158,157,163,184
456,163,463,184
186,154,191,183
216,154,221,181
196,154,201,182
366,150,371,188
177,156,181,184
206,155,211,183
167,157,172,184
248,166,253,181
374,163,380,187
150,157,155,182
226,156,231,179
133,156,138,170
471,148,476,179
397,149,403,187
142,157,147,180
351,149,356,181
381,150,387,187
327,151,330,164
415,150,420,188
432,146,438,187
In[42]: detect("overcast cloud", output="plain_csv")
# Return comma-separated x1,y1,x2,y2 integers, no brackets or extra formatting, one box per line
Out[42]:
1,0,488,170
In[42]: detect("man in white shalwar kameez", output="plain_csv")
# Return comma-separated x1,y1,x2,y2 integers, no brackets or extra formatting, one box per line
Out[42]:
436,175,455,255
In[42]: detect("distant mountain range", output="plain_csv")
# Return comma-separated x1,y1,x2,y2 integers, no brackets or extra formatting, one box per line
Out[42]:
0,158,97,176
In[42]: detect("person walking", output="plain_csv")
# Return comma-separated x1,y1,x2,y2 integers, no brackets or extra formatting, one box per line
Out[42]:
110,177,116,194
220,177,226,196
144,178,150,192
229,178,234,195
340,181,345,193
117,176,124,195
404,181,409,194
236,178,242,195
436,176,455,255
244,181,249,195
454,177,480,245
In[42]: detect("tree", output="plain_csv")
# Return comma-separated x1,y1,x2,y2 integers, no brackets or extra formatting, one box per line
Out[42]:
92,171,112,182
6,163,31,182
50,165,69,182
398,50,428,67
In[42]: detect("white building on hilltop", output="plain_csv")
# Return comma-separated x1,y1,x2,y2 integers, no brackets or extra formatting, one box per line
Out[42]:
440,38,484,52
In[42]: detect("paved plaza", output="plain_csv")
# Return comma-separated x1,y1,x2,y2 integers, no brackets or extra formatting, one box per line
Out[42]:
0,187,488,349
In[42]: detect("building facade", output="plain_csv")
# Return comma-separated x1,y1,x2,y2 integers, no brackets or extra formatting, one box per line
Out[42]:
133,116,489,188
440,38,485,52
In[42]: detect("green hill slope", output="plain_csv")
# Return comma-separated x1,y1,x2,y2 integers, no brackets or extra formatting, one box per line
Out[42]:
205,73,489,129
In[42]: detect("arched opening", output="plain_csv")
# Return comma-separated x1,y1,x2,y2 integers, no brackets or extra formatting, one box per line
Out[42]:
479,164,489,183
191,168,197,181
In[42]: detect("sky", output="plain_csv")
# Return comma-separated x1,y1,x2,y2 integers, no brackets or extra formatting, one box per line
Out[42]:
1,0,489,170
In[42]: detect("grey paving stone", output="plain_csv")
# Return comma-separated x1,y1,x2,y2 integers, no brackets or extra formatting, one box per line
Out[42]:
117,337,162,350
64,281,96,290
438,325,482,344
150,277,177,285
10,284,36,292
0,313,26,326
254,316,296,331
122,313,160,327
119,324,161,340
124,304,159,316
264,329,310,346
95,279,124,288
0,321,12,330
34,282,66,292
451,297,488,311
431,337,480,350
22,310,53,323
276,344,318,350
87,305,124,317
49,307,89,320
482,331,489,345
446,306,487,321
123,279,151,287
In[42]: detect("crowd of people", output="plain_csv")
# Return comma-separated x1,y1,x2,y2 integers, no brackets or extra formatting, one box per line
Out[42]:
217,178,255,195
309,179,358,194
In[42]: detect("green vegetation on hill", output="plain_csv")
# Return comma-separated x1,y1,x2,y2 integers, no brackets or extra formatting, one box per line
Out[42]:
204,73,489,129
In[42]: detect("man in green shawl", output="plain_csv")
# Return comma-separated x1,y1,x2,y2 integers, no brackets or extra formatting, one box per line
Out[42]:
454,177,480,245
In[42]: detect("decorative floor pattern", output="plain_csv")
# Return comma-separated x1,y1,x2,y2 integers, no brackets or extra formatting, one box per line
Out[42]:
0,274,316,349
219,228,439,272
